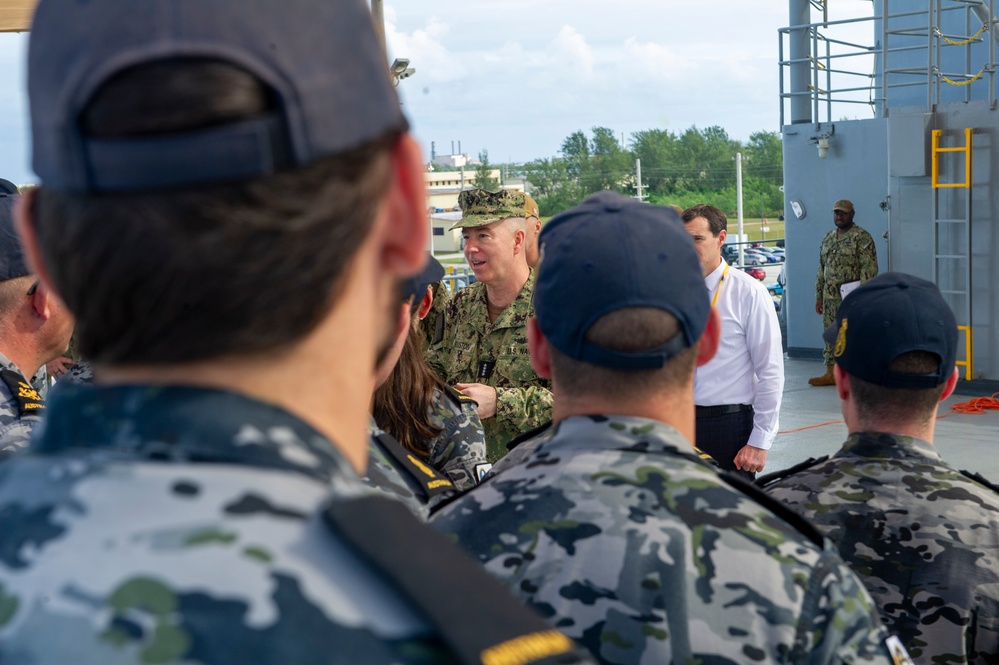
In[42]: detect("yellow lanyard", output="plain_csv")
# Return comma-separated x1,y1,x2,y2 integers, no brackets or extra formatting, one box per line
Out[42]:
711,263,730,308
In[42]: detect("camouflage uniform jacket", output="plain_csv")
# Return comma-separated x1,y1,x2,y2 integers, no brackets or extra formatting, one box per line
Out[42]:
426,386,489,490
815,223,878,306
431,415,906,665
0,383,459,664
760,431,999,665
366,417,459,519
0,351,45,459
431,271,552,462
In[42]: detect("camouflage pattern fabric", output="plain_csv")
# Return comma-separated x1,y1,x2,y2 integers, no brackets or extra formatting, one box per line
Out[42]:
485,421,554,478
0,383,458,664
760,431,999,665
59,360,95,385
431,415,906,665
429,271,552,462
815,224,878,364
452,188,532,229
366,418,433,518
0,351,44,459
365,417,459,519
426,386,488,490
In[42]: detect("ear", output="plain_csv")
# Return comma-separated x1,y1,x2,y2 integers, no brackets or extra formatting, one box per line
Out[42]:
512,226,526,255
833,364,850,401
694,307,720,367
13,188,57,297
415,285,434,320
717,229,727,245
526,317,552,379
940,366,959,402
381,134,429,276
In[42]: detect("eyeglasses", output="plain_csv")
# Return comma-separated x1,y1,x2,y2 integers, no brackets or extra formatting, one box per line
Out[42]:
26,280,38,296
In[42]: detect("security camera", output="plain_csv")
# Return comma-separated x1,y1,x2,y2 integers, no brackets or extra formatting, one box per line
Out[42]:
398,67,415,81
390,58,410,75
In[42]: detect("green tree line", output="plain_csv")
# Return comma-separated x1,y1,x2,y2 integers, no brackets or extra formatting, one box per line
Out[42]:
522,125,783,218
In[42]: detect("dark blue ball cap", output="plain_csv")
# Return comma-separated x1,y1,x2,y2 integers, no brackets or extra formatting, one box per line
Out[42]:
403,255,444,301
535,192,710,371
27,0,407,193
822,272,957,388
0,183,30,282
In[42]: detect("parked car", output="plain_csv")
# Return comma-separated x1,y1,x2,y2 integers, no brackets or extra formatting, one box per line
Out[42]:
742,249,778,265
741,266,766,281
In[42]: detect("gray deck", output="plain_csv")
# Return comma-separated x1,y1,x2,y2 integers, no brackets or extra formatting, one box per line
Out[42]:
766,359,999,483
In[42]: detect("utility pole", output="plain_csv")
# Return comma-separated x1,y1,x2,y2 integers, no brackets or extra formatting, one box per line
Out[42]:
633,159,647,201
735,152,746,266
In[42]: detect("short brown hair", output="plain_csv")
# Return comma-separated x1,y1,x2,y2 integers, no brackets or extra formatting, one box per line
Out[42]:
681,204,727,236
32,59,399,364
849,351,948,425
549,307,697,398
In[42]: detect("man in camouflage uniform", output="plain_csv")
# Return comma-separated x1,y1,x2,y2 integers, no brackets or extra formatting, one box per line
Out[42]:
811,198,878,386
0,186,74,458
432,188,552,462
432,191,912,665
0,2,594,664
761,272,999,665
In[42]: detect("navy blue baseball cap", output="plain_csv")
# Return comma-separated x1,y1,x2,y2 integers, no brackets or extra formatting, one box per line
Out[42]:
27,0,407,193
823,272,957,388
403,255,444,301
535,192,710,371
0,186,30,283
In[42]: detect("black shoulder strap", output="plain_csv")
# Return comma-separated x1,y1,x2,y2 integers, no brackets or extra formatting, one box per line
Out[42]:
719,471,827,548
0,368,45,417
374,433,456,500
960,469,999,496
755,455,829,488
443,384,478,409
324,496,594,665
506,420,553,452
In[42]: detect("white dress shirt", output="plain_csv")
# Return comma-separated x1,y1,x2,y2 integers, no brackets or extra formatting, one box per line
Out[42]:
694,260,784,450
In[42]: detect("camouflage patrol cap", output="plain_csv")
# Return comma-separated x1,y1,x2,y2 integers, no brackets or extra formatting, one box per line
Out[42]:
823,272,957,388
833,199,855,213
535,192,709,371
452,189,535,229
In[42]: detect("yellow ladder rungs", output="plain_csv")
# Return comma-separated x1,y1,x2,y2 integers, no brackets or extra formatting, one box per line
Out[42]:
931,128,973,189
957,325,974,381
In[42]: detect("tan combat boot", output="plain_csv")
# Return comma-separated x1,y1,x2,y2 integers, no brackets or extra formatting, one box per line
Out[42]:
807,365,835,386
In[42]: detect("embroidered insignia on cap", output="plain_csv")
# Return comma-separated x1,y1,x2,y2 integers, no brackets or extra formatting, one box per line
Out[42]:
833,318,848,357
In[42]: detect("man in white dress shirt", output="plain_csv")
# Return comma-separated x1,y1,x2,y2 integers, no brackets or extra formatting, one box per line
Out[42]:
682,204,783,480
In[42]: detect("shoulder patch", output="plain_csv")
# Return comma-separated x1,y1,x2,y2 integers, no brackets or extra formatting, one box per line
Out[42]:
0,368,46,417
443,384,478,408
506,420,553,451
374,433,456,499
755,455,830,488
960,469,999,496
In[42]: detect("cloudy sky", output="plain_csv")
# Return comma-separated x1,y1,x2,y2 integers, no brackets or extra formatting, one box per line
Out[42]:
0,1,874,184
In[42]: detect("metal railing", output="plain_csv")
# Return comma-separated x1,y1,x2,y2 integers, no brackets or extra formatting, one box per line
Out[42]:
779,0,998,127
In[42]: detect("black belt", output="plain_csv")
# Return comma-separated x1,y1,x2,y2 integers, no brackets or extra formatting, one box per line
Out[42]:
696,404,753,418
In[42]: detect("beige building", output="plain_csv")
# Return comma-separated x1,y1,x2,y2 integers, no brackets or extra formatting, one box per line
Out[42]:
1,1,35,32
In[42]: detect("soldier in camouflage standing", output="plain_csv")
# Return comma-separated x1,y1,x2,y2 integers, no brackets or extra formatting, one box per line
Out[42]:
0,1,596,663
432,192,913,665
810,198,878,386
761,272,999,665
0,186,74,458
433,188,551,462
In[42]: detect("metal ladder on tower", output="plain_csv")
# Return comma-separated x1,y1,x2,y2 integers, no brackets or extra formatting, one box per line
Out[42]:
930,127,974,380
